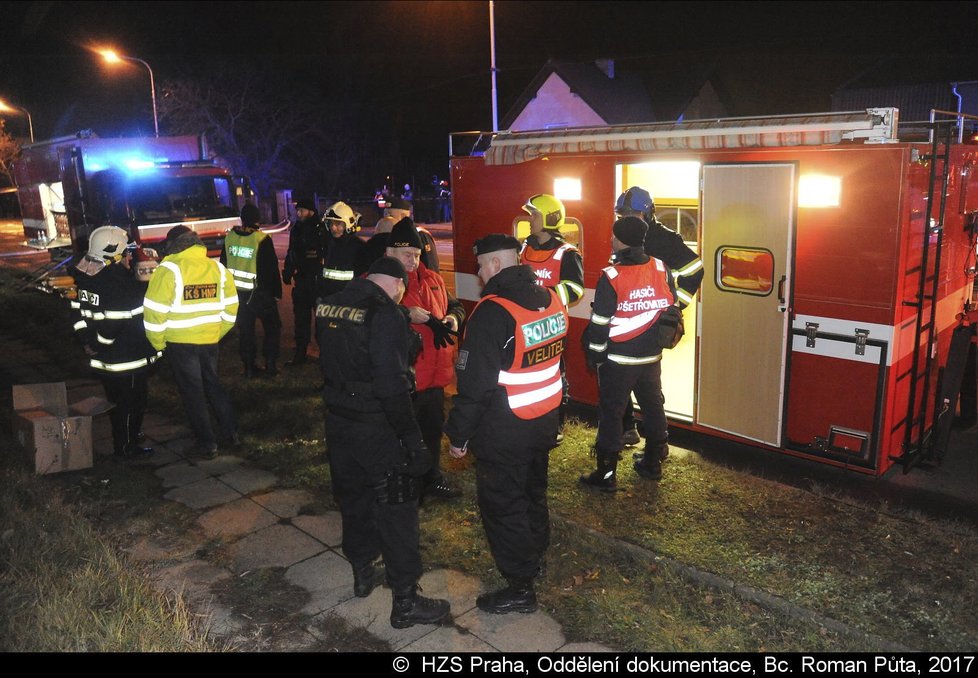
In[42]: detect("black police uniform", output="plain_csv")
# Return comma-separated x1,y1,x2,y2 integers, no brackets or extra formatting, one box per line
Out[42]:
444,264,559,583
71,261,161,457
316,276,427,594
283,213,323,358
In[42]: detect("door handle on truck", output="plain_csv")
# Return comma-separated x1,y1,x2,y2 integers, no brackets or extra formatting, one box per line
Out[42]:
777,275,786,312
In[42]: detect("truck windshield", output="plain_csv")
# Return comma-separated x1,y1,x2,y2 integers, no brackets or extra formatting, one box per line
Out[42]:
102,174,238,226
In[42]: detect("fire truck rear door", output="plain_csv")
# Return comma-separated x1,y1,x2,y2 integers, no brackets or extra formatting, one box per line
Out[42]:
697,163,795,446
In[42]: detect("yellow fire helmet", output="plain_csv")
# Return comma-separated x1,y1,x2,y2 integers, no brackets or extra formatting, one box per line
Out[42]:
522,193,566,230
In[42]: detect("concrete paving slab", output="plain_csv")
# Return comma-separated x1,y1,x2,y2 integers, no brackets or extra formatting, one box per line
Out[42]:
219,466,278,494
141,445,182,468
164,477,243,509
142,422,195,441
456,606,566,652
227,523,326,573
197,497,280,539
325,589,442,650
291,513,343,547
156,461,209,488
401,625,498,652
159,436,197,454
558,642,618,652
200,602,246,639
190,455,246,476
125,532,205,563
252,488,316,518
284,550,357,615
152,558,231,604
419,568,482,618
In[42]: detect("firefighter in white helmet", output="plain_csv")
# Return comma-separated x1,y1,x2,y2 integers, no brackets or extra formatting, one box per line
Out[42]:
318,201,366,300
519,193,584,444
70,226,162,460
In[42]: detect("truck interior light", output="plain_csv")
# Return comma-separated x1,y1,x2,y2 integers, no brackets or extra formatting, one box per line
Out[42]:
799,174,841,208
553,177,581,201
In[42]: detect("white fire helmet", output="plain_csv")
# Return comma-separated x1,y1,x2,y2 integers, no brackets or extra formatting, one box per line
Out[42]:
322,201,361,233
87,226,130,261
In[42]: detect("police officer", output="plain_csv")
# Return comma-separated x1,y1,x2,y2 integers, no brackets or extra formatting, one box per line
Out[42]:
615,186,704,450
221,203,283,378
445,234,568,614
143,226,240,459
71,226,162,459
318,201,366,301
317,256,450,629
580,216,679,491
282,197,322,366
519,193,584,443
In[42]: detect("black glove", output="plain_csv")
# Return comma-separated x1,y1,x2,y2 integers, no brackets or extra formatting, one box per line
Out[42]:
586,349,606,372
282,268,293,286
400,435,433,477
425,316,457,349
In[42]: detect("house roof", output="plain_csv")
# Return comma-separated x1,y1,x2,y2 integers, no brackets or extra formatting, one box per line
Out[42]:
500,59,654,129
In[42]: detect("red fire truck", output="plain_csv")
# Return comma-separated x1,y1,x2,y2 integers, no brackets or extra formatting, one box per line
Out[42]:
13,131,252,257
450,108,978,476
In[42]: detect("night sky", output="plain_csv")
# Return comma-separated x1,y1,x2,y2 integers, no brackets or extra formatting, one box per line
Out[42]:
2,1,977,191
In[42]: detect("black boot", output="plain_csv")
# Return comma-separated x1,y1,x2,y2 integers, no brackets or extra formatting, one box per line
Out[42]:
265,359,278,378
476,578,537,614
634,441,669,463
353,561,385,598
634,451,663,481
285,350,307,367
389,586,450,629
579,450,619,492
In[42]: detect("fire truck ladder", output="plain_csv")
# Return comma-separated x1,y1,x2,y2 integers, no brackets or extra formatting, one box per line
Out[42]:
895,117,956,473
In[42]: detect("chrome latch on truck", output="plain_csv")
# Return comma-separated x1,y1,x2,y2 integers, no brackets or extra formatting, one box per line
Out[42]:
805,322,819,348
855,328,870,356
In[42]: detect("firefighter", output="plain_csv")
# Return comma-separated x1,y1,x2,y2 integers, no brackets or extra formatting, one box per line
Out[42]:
615,186,704,451
220,203,283,378
71,226,162,459
282,197,323,366
386,216,465,500
519,193,584,443
143,225,240,459
317,256,451,629
580,216,680,491
318,201,366,301
445,234,568,614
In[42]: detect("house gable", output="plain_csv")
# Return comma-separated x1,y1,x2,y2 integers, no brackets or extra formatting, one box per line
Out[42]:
508,72,608,131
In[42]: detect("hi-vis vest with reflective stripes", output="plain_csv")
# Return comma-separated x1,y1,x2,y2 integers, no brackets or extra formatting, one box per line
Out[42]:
520,240,583,306
224,229,268,291
595,259,674,343
476,289,568,420
143,248,238,347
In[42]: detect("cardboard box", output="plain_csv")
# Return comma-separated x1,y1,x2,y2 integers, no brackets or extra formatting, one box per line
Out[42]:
10,383,110,474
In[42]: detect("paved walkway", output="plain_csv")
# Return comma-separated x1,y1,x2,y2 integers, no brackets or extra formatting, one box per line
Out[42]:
121,415,612,652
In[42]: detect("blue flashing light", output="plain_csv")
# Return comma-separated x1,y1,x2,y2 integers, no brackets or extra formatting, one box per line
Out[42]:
123,158,155,171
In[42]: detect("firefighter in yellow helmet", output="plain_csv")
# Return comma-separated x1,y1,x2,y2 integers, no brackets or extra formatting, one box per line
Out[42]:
143,225,240,459
519,193,584,444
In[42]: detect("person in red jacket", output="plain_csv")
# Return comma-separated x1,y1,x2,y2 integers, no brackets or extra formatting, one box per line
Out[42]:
386,217,465,500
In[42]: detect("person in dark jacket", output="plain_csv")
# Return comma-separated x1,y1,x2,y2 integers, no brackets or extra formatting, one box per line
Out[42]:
317,256,450,629
317,201,366,301
282,197,323,366
362,197,440,272
445,234,568,615
220,203,283,377
71,226,162,459
581,216,679,491
615,186,704,449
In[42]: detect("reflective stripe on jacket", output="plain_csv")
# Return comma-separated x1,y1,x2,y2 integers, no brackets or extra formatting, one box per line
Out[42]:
143,245,239,349
520,240,584,306
476,288,568,420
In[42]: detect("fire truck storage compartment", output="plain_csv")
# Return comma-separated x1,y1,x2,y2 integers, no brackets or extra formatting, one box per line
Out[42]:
450,109,978,476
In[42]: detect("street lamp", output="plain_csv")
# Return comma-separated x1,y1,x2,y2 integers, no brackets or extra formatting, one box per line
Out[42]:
100,49,159,137
0,98,34,143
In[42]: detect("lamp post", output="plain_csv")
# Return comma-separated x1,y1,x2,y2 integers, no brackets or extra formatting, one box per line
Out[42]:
0,98,34,143
489,1,498,133
100,49,159,137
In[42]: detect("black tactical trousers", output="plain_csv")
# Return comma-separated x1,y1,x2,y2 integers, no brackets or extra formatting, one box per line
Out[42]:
237,298,282,364
325,411,422,592
101,370,149,454
596,359,667,453
166,342,236,447
475,447,550,581
413,387,446,487
291,283,318,353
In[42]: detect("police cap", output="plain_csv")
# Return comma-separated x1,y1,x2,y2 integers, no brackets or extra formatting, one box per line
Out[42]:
473,233,520,256
368,255,409,288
